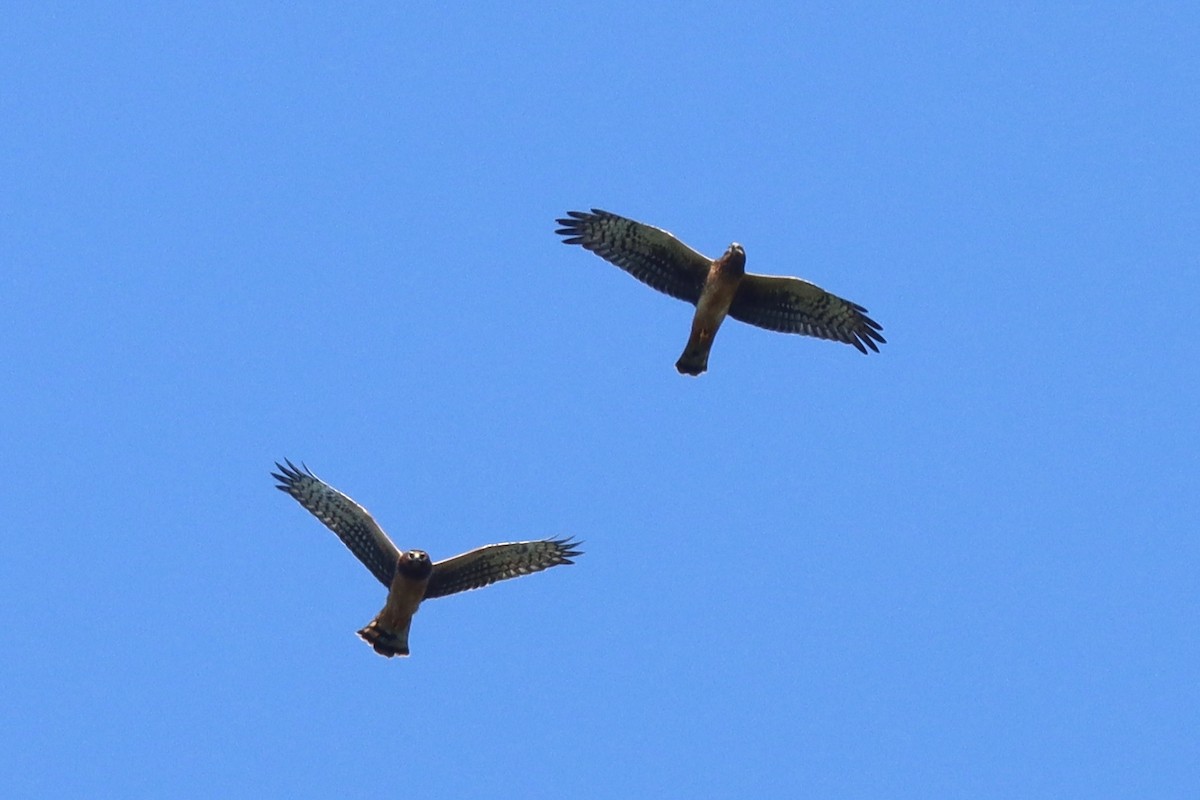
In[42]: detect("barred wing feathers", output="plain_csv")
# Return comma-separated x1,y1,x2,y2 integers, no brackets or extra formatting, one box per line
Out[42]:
425,538,583,600
728,274,886,354
273,460,401,587
556,209,710,304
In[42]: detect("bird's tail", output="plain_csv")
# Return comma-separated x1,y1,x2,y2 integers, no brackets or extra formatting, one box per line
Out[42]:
357,618,411,658
675,336,711,376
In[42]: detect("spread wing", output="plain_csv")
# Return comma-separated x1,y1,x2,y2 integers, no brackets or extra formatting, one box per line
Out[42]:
425,537,582,600
273,460,400,587
555,209,710,304
728,273,886,354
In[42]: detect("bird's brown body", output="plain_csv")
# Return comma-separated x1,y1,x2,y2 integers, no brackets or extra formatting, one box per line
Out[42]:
358,550,433,657
676,244,746,375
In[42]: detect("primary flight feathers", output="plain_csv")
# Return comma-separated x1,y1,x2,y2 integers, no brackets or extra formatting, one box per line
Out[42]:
556,208,885,374
273,460,581,657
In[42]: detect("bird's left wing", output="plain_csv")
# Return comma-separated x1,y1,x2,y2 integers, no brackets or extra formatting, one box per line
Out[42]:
728,273,886,354
272,460,401,587
425,537,582,600
555,209,710,304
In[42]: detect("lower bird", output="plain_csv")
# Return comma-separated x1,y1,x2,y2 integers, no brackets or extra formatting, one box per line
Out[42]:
555,208,886,375
273,460,581,657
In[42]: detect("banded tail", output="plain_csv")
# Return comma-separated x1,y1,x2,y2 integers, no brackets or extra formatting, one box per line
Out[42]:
357,618,412,658
675,331,714,376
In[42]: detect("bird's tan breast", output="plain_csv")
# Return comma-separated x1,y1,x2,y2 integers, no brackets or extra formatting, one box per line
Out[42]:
696,262,743,320
377,573,431,628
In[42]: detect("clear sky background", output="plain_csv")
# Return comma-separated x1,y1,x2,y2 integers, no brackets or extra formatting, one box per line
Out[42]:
2,4,1197,798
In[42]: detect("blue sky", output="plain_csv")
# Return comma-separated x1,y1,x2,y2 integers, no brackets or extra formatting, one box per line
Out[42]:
2,4,1197,797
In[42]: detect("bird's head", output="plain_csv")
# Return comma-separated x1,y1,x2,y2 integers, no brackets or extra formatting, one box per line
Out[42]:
399,549,434,579
721,243,747,273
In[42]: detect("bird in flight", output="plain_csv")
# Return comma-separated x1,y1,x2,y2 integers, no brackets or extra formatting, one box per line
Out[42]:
555,208,886,375
273,460,581,658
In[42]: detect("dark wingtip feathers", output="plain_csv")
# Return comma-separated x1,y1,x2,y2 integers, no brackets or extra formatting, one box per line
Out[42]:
842,303,886,354
552,536,584,564
272,459,317,493
555,209,617,243
555,210,590,242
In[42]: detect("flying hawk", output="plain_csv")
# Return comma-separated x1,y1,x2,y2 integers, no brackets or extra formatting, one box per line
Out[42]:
273,460,581,658
555,208,885,375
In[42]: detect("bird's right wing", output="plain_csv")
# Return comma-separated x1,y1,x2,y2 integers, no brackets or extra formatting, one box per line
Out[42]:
556,209,711,304
273,460,400,587
425,538,582,600
728,273,886,354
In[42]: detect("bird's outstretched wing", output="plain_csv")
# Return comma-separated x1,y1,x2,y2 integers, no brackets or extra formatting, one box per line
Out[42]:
273,460,401,587
425,537,582,600
728,274,886,354
556,209,710,303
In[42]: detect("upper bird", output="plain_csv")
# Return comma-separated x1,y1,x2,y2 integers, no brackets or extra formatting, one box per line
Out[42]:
273,460,581,658
555,209,885,375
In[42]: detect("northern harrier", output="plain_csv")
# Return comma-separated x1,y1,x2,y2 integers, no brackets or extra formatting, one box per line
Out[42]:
273,460,581,658
555,209,886,375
